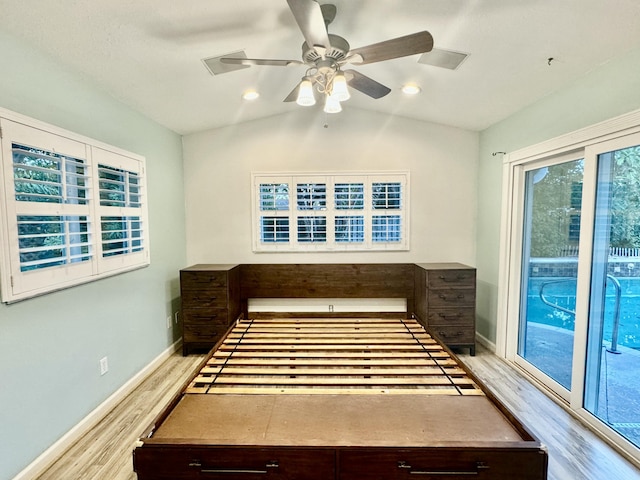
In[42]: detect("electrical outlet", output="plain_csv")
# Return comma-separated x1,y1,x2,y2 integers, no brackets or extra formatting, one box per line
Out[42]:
166,315,172,329
329,304,334,312
100,356,109,376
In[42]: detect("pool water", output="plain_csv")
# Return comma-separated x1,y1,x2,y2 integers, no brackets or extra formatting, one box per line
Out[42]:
527,277,640,350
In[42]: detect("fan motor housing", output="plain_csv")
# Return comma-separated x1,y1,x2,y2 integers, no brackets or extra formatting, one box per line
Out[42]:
302,34,350,65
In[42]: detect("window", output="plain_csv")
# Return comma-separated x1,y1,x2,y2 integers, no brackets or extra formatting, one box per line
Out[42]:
252,172,409,252
0,111,149,303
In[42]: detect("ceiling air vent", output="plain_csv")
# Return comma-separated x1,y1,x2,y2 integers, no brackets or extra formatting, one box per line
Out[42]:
419,48,469,70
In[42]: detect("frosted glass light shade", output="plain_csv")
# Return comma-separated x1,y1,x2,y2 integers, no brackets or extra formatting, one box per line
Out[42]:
324,94,342,113
331,73,350,101
296,79,316,106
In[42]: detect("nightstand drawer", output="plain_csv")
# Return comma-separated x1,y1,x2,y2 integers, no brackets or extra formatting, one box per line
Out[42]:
183,323,228,343
427,308,475,326
181,270,229,289
430,325,475,345
182,308,230,325
427,269,475,289
428,289,475,308
181,287,229,307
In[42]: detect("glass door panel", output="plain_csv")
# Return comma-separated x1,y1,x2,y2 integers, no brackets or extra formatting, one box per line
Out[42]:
585,144,640,448
518,159,584,391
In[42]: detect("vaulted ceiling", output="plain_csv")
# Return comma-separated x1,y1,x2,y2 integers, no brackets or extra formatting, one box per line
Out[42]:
2,0,640,135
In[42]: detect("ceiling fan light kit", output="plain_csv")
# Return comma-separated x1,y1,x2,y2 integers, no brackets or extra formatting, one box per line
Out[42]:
219,0,434,115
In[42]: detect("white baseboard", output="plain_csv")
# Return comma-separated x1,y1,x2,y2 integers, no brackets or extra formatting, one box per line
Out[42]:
13,340,182,480
476,332,496,352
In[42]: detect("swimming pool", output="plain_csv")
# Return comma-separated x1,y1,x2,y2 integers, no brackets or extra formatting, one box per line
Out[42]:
526,276,640,350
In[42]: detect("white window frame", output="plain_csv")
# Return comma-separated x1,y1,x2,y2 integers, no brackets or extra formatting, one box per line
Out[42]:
251,171,409,252
0,108,150,303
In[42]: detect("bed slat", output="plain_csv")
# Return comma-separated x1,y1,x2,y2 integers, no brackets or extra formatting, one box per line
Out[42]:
185,318,484,396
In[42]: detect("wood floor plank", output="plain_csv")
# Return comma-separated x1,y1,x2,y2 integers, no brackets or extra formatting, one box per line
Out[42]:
34,352,205,480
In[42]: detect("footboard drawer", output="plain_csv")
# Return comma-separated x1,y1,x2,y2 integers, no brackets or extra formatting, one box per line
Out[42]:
338,448,547,480
134,446,335,480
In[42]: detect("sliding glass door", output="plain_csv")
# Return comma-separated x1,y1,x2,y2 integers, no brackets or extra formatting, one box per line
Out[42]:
505,127,640,457
518,159,584,394
584,142,640,448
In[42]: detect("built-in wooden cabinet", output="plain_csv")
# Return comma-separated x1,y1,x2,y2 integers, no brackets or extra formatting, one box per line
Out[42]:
179,263,476,356
180,264,240,355
415,263,476,355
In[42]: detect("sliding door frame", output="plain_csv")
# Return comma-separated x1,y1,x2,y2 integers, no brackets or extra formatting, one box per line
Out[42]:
497,108,640,464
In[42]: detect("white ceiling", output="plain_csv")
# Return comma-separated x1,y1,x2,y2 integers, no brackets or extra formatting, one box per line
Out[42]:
2,0,640,135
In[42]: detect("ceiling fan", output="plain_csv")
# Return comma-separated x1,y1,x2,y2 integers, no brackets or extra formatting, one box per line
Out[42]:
220,0,434,112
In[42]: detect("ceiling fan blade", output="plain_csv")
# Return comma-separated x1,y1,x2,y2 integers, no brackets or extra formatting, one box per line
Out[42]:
348,31,434,65
283,82,301,102
343,69,391,99
287,0,331,52
220,57,302,67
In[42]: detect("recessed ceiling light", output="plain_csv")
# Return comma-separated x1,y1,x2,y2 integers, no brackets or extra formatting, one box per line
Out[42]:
242,90,260,101
401,84,421,95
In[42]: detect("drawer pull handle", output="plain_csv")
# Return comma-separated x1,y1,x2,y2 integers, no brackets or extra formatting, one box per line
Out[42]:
409,471,478,476
398,460,488,475
437,293,466,300
437,275,465,282
201,469,268,474
196,460,278,475
439,330,465,338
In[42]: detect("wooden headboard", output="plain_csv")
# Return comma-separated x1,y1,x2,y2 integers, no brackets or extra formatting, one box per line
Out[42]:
240,263,416,315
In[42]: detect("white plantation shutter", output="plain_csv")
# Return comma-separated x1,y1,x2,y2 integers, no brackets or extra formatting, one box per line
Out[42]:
93,147,148,274
252,172,409,252
0,110,149,303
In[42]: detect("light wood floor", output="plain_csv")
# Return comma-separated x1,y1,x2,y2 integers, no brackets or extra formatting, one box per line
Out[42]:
35,345,640,480
35,352,205,480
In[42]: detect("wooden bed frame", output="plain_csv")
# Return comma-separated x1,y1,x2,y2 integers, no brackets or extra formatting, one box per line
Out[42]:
133,264,548,479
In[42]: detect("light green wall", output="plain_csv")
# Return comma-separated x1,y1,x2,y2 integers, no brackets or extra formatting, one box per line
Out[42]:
0,31,186,479
476,45,640,344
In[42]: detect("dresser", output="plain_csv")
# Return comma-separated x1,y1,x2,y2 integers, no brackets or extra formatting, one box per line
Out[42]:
180,264,241,355
415,263,476,355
